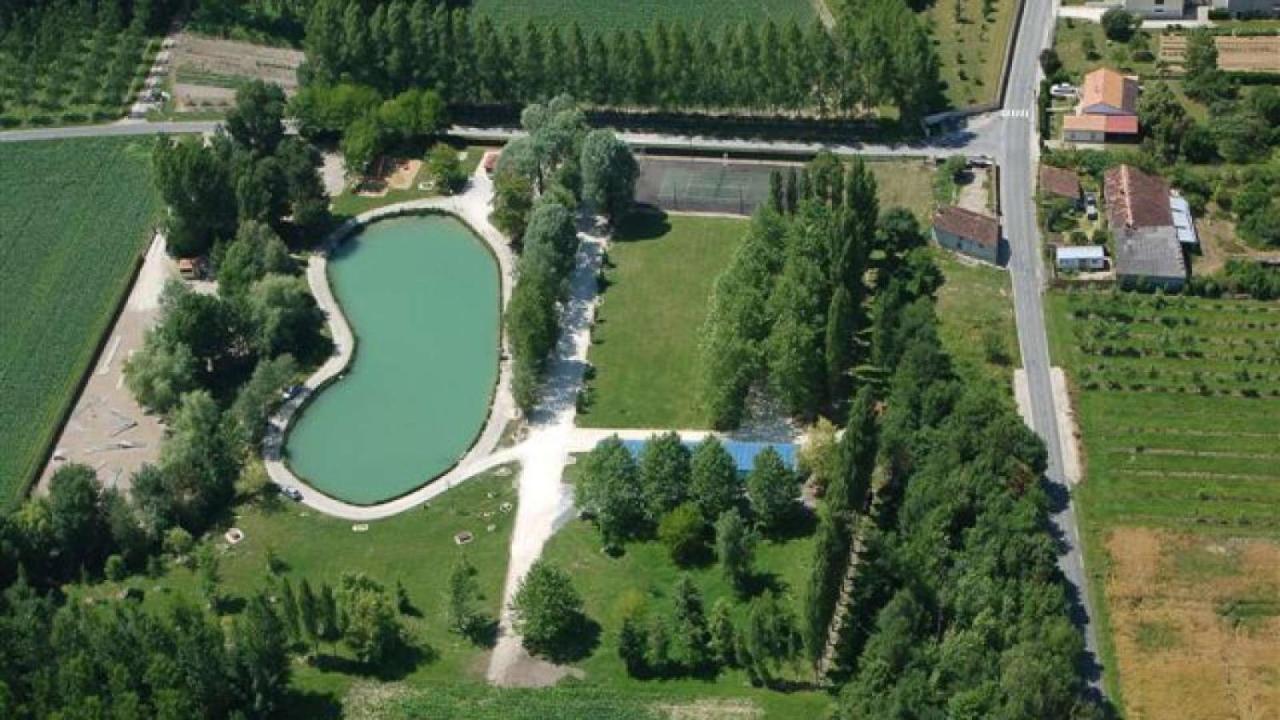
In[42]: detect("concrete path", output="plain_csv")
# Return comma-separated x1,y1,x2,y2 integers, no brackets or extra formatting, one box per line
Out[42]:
487,218,607,687
262,165,519,521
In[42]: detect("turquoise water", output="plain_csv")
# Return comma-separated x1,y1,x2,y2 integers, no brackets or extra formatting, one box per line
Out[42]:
285,215,500,505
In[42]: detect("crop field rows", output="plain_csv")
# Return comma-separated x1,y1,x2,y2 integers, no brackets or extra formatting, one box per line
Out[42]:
1050,292,1280,533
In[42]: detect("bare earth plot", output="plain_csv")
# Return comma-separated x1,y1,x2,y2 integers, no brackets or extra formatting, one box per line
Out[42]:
170,32,303,112
1160,34,1280,73
1105,528,1280,720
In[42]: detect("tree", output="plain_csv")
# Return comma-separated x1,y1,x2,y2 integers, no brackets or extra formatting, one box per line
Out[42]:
715,508,757,596
247,274,325,359
798,418,839,493
376,88,446,139
638,432,692,520
447,555,488,641
227,354,297,456
690,436,741,522
658,503,707,566
226,80,286,157
123,333,198,415
217,220,293,298
671,575,710,669
338,572,404,666
1100,8,1137,42
618,612,649,677
427,143,467,195
1138,81,1189,164
153,136,237,257
160,390,234,530
491,169,535,239
709,598,738,667
47,464,108,576
740,590,800,684
1039,48,1062,78
575,435,646,546
341,114,385,177
511,560,586,660
579,128,638,221
746,447,800,532
298,579,320,653
229,593,291,716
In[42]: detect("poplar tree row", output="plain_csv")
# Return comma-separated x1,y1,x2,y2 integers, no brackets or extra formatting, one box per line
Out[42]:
301,0,939,122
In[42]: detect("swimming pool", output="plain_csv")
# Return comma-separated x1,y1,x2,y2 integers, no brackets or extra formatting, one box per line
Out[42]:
284,214,500,504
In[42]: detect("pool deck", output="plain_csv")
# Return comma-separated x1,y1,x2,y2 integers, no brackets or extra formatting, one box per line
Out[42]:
262,165,520,520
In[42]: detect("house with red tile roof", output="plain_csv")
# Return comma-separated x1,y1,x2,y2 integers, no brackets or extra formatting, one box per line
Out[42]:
932,206,1000,264
1063,68,1141,144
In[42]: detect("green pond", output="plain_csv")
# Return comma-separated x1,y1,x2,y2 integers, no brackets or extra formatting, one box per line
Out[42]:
286,214,500,505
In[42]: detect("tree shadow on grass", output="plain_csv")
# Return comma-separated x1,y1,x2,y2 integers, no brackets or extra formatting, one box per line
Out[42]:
540,616,603,664
614,207,671,242
312,640,437,682
277,689,342,720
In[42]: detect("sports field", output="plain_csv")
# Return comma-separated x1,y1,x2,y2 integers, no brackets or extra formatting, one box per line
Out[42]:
472,0,815,32
1047,290,1280,710
635,157,779,216
579,213,746,429
0,137,160,507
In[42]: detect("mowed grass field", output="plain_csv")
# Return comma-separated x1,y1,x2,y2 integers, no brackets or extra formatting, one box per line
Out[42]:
0,137,160,507
541,516,833,717
933,249,1019,390
72,466,519,717
472,0,815,32
1046,291,1280,709
580,213,746,429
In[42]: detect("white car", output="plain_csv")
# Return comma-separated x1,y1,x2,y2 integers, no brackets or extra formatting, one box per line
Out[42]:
1050,83,1077,98
280,486,303,501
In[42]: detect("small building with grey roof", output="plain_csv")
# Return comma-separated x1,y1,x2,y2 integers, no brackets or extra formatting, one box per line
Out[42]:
1115,226,1186,290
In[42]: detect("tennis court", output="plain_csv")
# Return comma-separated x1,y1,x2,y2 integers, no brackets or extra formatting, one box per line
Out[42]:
635,156,795,215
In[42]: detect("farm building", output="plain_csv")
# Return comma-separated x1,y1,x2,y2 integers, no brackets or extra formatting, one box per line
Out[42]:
932,205,1000,264
1209,0,1279,18
1063,68,1140,143
1105,165,1187,289
1056,245,1108,272
614,438,797,475
1040,165,1083,205
1119,0,1184,18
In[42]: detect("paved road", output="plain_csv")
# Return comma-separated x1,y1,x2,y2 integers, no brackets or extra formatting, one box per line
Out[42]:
998,0,1104,689
0,119,219,143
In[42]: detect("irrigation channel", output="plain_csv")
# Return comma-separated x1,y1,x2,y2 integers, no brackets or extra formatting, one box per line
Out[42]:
284,214,501,505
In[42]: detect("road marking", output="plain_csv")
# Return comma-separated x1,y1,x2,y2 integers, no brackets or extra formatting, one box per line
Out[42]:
95,336,121,375
999,109,1031,119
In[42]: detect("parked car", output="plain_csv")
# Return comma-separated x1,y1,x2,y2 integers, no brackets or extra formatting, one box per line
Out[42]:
1084,193,1099,220
280,486,303,501
1050,83,1077,98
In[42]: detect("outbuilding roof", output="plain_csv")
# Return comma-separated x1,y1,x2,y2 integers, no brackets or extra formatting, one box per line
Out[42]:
1104,165,1172,230
932,206,1000,248
1062,114,1139,135
1040,165,1082,199
1169,195,1199,246
1056,245,1106,260
1114,226,1186,282
1080,68,1139,114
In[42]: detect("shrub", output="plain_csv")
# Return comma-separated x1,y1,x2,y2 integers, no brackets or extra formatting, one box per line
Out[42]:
104,554,127,582
658,503,707,566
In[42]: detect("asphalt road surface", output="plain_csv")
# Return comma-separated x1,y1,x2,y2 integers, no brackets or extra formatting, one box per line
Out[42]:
997,0,1105,691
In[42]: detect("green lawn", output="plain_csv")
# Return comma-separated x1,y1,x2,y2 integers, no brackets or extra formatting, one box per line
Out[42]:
579,213,747,429
71,466,520,715
472,0,815,32
0,137,160,507
929,0,1019,107
540,517,833,718
933,249,1019,390
1045,291,1280,699
330,146,486,218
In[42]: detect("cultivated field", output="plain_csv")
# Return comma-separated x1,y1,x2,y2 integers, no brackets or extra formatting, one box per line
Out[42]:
169,33,303,112
1160,34,1280,73
1104,528,1280,720
0,138,160,508
1047,291,1280,708
472,0,816,32
579,213,746,429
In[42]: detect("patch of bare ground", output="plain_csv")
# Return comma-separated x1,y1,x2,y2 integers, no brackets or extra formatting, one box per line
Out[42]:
1106,528,1280,720
657,699,764,719
1193,207,1280,277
